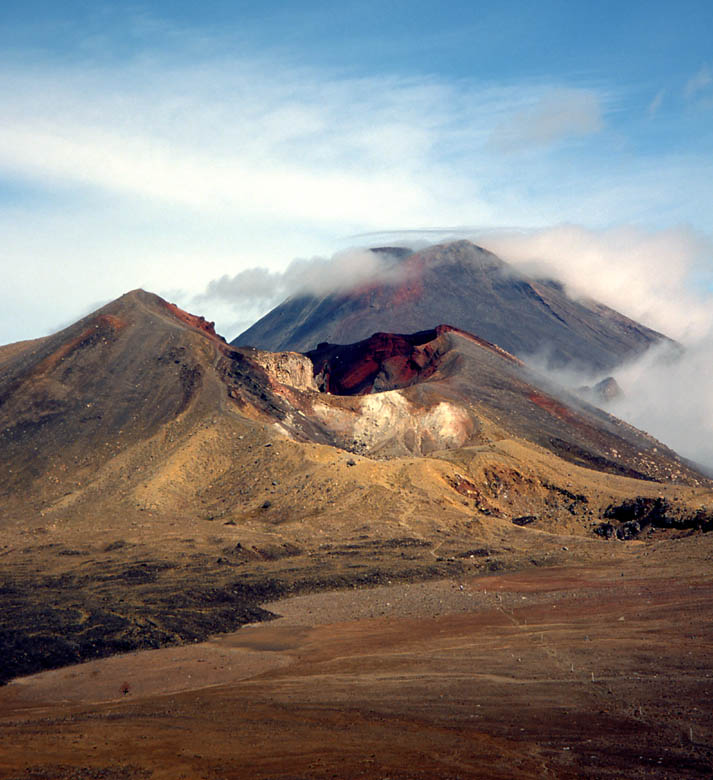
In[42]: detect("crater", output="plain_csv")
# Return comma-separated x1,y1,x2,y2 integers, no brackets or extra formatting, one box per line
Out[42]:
306,327,448,396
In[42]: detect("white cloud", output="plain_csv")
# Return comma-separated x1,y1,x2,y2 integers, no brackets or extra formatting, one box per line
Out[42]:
490,87,604,152
471,225,713,469
609,337,713,470
0,63,509,230
525,328,713,470
0,57,605,343
0,114,433,228
479,224,713,341
0,43,711,348
199,247,405,306
194,247,415,339
0,65,613,232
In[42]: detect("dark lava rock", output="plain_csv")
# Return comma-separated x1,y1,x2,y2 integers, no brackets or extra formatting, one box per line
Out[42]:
594,376,623,402
594,522,616,539
577,376,623,405
604,497,671,524
595,497,713,540
617,520,642,540
512,515,537,526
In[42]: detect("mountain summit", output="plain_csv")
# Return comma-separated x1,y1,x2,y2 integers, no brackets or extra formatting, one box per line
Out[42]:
233,240,670,373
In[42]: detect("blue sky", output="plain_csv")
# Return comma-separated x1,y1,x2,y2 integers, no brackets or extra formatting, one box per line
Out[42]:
0,0,712,345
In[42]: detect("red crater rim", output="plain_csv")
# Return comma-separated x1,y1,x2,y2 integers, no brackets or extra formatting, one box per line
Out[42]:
305,324,523,396
306,329,443,395
162,300,224,341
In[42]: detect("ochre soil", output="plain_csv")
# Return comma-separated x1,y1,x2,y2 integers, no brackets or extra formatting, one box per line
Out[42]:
1,539,712,780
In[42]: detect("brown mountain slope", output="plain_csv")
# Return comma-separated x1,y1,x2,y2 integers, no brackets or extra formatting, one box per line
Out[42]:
233,240,671,373
1,291,711,685
0,290,227,506
301,325,703,483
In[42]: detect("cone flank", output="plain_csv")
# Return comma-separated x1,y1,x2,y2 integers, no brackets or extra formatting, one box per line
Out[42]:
234,240,670,372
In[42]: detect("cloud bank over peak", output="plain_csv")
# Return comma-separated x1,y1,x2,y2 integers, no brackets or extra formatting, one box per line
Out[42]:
197,247,408,311
608,339,713,471
0,12,711,350
480,224,713,342
476,224,713,469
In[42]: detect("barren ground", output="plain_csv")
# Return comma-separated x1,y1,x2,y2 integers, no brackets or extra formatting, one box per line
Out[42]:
1,536,712,780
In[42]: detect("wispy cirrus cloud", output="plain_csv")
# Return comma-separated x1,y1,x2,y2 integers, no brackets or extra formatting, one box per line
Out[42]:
684,64,712,100
489,87,604,152
0,65,461,227
647,88,665,118
0,30,710,346
0,64,614,229
0,54,619,342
